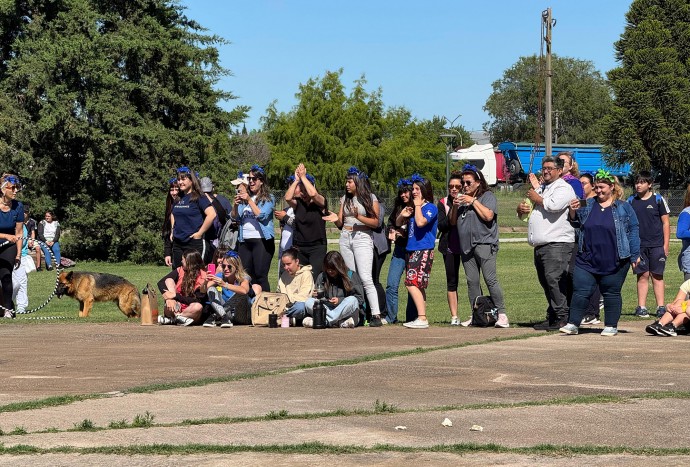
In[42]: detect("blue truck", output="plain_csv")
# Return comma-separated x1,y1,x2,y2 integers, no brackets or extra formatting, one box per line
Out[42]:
497,141,632,183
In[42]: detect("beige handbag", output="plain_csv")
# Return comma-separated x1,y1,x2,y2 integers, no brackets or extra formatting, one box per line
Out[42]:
251,292,289,326
140,283,159,326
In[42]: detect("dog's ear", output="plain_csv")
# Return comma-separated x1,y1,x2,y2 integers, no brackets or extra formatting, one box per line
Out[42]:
65,271,73,281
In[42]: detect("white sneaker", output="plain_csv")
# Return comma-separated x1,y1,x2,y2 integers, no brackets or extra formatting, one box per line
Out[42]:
340,317,355,328
495,314,510,328
403,318,429,329
176,315,194,326
460,318,472,327
450,317,460,326
302,317,313,328
158,316,174,325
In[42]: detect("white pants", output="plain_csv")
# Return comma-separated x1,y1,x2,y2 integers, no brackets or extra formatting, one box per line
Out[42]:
12,266,28,313
339,230,379,315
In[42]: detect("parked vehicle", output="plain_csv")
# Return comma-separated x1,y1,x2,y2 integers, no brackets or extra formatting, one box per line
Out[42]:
450,144,509,185
497,141,632,184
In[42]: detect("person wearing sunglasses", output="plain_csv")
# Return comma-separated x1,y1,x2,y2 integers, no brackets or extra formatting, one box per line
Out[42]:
203,250,251,328
170,167,216,267
518,157,576,331
0,174,24,317
560,170,641,337
232,165,275,292
437,171,464,326
455,165,509,328
162,178,180,268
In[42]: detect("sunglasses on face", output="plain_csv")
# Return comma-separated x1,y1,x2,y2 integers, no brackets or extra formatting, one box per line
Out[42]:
541,166,558,172
5,185,19,191
220,264,234,270
462,180,474,186
448,184,462,189
247,176,258,182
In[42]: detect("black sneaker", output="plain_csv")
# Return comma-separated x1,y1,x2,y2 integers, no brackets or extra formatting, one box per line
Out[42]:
202,313,219,327
533,319,554,331
657,323,677,337
219,313,234,328
645,321,663,336
369,315,383,327
581,314,601,325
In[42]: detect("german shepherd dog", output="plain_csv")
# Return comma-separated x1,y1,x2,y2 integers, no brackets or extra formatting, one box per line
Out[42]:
56,271,141,318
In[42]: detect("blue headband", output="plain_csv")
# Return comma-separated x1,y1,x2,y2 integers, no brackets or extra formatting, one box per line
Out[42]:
397,178,412,188
462,164,480,176
250,164,265,176
225,250,239,258
410,173,425,183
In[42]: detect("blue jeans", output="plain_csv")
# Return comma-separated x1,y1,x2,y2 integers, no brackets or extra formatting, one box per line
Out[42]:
385,246,406,322
285,301,307,320
568,261,630,327
305,296,359,327
40,241,61,269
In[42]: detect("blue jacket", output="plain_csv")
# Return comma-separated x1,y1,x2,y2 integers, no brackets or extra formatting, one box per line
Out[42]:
236,195,275,241
574,198,640,263
677,207,690,273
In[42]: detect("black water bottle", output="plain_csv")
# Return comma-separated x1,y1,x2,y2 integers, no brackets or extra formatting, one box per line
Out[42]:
312,299,327,329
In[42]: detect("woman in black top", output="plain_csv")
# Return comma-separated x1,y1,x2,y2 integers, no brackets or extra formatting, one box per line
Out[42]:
284,163,328,280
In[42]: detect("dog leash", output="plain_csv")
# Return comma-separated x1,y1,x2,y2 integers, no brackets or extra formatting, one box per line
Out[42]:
0,236,60,316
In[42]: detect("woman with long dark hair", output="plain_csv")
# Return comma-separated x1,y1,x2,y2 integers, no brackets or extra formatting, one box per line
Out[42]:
170,167,216,267
333,166,383,326
456,165,509,328
0,174,23,318
303,251,365,328
385,178,413,323
233,164,275,292
163,177,180,268
157,249,207,326
397,174,437,329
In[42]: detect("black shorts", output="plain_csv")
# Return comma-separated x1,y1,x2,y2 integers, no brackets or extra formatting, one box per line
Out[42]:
633,246,667,275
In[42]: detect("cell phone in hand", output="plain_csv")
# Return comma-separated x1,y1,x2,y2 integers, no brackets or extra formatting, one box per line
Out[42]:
578,198,587,208
207,264,216,275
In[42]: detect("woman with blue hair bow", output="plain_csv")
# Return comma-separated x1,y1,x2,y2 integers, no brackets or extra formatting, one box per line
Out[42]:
0,174,24,318
332,166,384,326
284,163,328,280
455,165,510,328
170,167,216,267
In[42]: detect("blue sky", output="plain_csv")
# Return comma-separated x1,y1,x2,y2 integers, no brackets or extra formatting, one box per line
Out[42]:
181,0,632,133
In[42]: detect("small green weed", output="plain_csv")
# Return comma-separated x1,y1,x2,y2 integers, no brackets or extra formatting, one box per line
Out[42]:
131,411,155,428
10,426,27,435
374,399,398,413
108,419,129,429
72,419,96,431
266,410,289,419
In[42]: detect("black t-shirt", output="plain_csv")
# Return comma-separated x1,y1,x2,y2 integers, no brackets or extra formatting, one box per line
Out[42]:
293,198,327,246
630,194,669,247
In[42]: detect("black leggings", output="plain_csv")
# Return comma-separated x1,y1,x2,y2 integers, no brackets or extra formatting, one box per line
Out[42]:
443,252,462,292
295,242,327,280
238,238,275,292
0,243,16,310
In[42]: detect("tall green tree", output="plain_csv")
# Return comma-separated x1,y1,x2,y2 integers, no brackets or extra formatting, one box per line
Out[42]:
603,0,690,178
484,55,612,145
0,0,247,262
262,69,470,193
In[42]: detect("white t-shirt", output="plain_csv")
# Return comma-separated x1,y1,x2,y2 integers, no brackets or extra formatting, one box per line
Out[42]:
241,196,262,239
43,221,59,242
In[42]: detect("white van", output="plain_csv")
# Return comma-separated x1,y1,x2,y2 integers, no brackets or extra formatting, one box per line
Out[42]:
450,144,499,185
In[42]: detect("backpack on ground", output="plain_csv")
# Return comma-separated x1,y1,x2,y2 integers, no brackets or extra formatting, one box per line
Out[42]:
471,295,497,327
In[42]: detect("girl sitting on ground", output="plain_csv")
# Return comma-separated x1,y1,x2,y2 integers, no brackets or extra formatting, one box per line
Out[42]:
646,279,690,337
203,250,251,328
157,249,207,326
303,251,365,328
277,247,314,322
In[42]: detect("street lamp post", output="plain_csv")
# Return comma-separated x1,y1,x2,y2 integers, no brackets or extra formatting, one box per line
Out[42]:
441,114,462,187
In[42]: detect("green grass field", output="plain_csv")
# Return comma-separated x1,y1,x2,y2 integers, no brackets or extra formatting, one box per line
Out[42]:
14,241,687,326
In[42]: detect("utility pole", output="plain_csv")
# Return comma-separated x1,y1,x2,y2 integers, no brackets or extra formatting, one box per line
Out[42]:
543,8,553,156
441,114,462,186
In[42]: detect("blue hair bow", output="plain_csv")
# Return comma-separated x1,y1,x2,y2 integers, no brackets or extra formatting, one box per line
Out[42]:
410,173,425,183
396,178,411,188
347,166,360,176
2,175,22,190
250,164,265,175
286,175,296,184
225,250,239,258
463,164,479,174
168,177,178,185
305,174,316,185
177,166,191,174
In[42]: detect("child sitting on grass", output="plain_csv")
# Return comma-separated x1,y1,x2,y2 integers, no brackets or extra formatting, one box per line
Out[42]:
646,279,690,337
